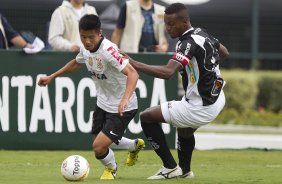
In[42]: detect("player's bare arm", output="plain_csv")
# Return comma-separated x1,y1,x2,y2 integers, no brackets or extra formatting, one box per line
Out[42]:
129,58,181,80
118,63,139,116
38,59,82,86
111,28,124,45
218,43,229,61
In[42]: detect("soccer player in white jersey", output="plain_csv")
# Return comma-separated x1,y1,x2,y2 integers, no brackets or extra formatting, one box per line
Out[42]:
38,14,144,180
126,3,229,180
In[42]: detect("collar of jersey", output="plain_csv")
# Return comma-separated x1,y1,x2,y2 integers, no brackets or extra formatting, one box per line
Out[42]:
182,27,194,36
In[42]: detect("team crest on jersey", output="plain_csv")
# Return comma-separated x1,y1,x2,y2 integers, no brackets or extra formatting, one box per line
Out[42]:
95,57,104,71
88,57,93,66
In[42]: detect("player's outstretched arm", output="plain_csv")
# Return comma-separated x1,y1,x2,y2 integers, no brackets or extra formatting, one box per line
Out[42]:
130,58,181,80
120,51,181,79
38,59,82,86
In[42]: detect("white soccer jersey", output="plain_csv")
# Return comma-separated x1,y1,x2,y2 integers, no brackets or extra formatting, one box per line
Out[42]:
76,37,138,113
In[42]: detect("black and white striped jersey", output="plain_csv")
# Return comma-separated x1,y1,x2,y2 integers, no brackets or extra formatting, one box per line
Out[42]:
171,27,224,106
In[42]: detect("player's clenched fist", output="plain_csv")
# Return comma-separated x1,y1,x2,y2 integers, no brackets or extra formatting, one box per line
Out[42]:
38,75,54,86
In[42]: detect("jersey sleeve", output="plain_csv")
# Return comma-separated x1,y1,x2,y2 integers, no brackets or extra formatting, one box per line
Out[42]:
212,37,220,50
104,45,128,72
75,47,85,64
171,38,196,68
1,14,19,40
207,32,220,50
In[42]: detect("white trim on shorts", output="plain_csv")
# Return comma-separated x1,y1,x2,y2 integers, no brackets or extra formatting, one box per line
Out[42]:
161,91,225,129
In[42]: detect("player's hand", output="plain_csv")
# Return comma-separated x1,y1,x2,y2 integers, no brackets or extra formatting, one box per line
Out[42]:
119,50,133,61
118,98,129,116
119,50,138,68
70,45,80,52
154,44,168,53
38,75,53,86
24,43,33,49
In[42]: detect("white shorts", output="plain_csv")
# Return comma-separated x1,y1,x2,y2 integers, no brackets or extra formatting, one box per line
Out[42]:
161,91,225,129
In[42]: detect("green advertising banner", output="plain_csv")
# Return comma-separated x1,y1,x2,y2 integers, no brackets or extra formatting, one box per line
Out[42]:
0,51,177,150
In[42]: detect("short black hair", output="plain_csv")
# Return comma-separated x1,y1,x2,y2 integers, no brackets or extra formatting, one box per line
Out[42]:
79,14,101,31
165,3,189,20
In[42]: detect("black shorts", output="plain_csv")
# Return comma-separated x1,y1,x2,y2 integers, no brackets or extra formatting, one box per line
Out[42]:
91,106,138,145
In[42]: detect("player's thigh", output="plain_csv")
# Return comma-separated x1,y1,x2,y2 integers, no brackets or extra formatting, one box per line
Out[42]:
91,106,105,135
161,100,199,128
140,105,165,123
103,109,137,144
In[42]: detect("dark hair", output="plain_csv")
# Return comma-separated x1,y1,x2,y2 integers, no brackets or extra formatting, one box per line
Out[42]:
165,3,189,20
79,14,101,31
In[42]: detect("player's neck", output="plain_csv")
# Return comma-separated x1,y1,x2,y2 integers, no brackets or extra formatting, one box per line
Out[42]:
71,1,83,9
140,0,153,10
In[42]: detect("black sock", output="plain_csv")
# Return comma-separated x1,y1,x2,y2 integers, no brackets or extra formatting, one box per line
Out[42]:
177,134,195,174
141,122,177,169
95,148,109,159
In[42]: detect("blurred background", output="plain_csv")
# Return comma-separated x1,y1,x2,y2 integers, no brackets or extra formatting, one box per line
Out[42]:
1,0,281,69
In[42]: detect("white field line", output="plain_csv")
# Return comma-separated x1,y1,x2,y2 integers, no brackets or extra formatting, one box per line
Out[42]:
193,133,282,150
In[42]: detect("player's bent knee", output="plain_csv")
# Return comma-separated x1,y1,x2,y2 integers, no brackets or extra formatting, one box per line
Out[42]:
140,110,151,123
92,142,107,157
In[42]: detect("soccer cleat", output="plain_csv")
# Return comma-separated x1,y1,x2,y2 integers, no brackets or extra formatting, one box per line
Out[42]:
180,171,195,179
100,167,117,180
126,138,145,166
147,165,182,179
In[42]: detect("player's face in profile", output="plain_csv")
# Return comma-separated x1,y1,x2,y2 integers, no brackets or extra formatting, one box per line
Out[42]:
164,14,185,38
80,29,102,51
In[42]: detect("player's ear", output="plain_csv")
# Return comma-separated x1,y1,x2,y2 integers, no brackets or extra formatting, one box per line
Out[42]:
98,30,102,36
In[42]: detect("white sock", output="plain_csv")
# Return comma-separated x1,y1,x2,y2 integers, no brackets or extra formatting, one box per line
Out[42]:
98,148,117,170
110,137,136,151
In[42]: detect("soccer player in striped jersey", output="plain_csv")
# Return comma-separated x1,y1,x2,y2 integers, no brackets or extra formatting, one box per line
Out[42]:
127,3,229,179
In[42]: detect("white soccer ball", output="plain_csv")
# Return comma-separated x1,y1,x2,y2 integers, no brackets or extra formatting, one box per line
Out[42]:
61,155,90,181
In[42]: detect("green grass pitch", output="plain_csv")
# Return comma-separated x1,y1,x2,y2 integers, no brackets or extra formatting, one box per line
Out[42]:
0,149,281,184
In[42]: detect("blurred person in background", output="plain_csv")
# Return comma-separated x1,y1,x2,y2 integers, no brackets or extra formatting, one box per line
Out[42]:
48,0,98,52
111,0,168,53
0,12,32,49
